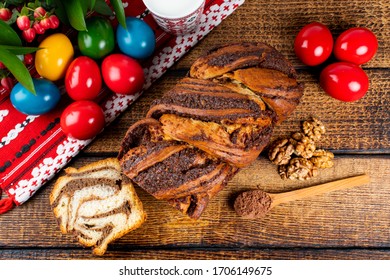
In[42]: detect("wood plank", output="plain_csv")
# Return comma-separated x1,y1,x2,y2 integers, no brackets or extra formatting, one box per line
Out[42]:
175,0,390,69
84,69,390,154
1,248,390,260
1,156,388,249
1,0,389,262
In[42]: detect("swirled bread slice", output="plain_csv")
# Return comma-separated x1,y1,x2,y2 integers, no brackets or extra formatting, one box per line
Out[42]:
50,158,146,256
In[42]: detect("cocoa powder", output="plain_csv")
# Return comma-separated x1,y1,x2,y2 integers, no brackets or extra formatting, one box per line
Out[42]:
234,190,272,219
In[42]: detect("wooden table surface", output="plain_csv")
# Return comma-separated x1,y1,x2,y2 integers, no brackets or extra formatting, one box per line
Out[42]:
1,0,389,260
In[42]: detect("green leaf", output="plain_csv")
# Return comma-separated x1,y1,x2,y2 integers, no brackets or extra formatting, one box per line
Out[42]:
111,0,126,29
93,0,113,16
80,0,90,14
20,6,29,16
27,2,36,9
0,45,40,55
89,0,97,10
53,0,69,26
44,0,55,6
63,0,87,31
0,48,35,95
0,20,22,46
6,0,25,6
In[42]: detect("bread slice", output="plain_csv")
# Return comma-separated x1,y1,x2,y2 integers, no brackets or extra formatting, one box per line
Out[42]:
50,158,146,256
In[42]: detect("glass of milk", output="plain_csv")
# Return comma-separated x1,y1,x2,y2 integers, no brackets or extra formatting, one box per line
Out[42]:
143,0,206,35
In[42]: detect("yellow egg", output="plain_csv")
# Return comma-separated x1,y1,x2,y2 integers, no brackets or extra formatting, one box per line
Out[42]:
35,33,74,81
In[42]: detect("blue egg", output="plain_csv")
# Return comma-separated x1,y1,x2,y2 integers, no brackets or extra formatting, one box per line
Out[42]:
116,17,156,59
10,78,61,115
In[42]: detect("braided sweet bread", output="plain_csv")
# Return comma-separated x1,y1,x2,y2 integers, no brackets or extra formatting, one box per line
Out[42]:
118,42,303,219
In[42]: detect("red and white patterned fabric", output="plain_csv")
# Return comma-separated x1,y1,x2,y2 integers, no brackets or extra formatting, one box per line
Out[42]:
0,0,245,213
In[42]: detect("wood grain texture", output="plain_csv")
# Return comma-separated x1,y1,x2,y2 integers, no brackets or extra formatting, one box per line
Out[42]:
1,249,390,260
1,156,388,252
0,0,389,261
175,0,390,69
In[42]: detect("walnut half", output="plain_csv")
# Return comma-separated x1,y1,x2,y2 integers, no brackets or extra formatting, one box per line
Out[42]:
289,132,316,159
278,158,318,181
310,149,334,168
302,117,326,142
268,138,295,165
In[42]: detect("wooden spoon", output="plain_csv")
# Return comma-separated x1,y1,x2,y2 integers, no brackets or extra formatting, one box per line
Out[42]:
234,174,370,219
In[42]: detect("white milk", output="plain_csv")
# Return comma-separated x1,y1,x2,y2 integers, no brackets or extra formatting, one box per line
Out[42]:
143,0,205,18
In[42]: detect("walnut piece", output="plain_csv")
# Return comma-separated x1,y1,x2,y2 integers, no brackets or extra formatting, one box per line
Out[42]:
289,132,316,159
268,138,295,165
268,117,333,181
302,117,326,142
310,149,334,168
278,158,318,181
